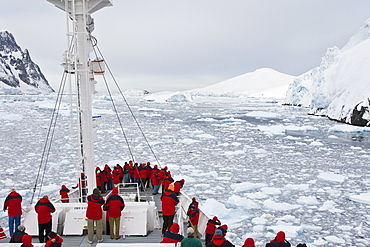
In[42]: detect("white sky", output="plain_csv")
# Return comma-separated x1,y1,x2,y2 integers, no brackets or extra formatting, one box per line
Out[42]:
2,0,370,92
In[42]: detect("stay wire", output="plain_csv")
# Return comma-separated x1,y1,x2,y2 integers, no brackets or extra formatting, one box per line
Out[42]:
90,36,163,170
90,36,156,195
89,36,136,163
31,71,68,204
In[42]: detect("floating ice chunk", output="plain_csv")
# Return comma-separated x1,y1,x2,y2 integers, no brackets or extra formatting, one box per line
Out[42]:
296,196,320,205
251,216,267,225
231,182,268,193
202,198,232,219
309,141,323,146
349,192,370,204
284,184,309,191
246,111,280,118
324,235,345,244
263,199,301,211
285,125,319,131
319,201,344,213
227,194,261,209
0,112,23,121
313,237,328,245
328,124,369,133
257,125,285,136
181,138,200,144
245,192,268,199
196,133,217,139
260,187,281,195
317,172,346,182
193,171,218,178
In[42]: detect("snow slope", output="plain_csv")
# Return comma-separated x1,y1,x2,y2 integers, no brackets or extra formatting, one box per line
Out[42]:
143,68,295,102
285,19,370,126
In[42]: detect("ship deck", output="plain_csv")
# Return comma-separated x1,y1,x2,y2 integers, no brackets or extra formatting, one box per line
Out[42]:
0,186,205,247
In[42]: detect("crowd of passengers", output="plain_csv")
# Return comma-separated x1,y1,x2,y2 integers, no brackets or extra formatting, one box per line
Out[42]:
2,161,307,247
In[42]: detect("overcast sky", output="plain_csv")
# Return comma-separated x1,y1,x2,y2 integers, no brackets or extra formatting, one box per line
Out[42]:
2,1,370,92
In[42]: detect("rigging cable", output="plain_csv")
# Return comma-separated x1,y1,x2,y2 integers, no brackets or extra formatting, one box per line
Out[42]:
30,71,68,204
90,35,163,169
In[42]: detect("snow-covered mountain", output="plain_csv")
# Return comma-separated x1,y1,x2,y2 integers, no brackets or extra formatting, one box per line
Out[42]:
188,68,295,98
0,31,54,94
285,19,370,126
143,68,295,103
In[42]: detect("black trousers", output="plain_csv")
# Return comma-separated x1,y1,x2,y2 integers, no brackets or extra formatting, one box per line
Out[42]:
162,214,174,234
205,233,214,246
38,220,52,243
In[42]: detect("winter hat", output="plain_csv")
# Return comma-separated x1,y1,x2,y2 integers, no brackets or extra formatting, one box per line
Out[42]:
154,165,158,168
214,229,223,236
212,216,218,221
169,223,180,233
221,224,228,231
192,197,196,202
48,231,57,239
147,162,150,165
22,234,33,247
242,238,255,247
168,183,174,191
187,227,194,236
274,231,286,242
93,188,100,196
112,187,119,195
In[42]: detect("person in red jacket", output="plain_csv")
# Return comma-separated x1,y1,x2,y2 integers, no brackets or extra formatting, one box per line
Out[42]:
160,185,179,234
162,172,174,193
174,179,185,195
45,231,63,247
205,216,221,245
207,229,235,247
103,187,125,240
104,164,113,190
59,185,70,203
151,172,160,195
86,188,105,244
96,168,104,193
3,188,22,237
187,204,200,238
21,234,33,247
112,166,122,186
35,195,55,243
265,231,291,247
160,223,184,243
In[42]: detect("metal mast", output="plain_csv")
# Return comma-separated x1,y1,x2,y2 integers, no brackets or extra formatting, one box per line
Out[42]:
47,0,112,196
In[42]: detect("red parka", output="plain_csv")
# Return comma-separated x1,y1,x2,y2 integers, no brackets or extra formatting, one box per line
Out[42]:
160,190,179,215
3,191,22,217
86,193,105,220
59,185,70,202
160,223,184,243
103,187,125,218
35,197,55,224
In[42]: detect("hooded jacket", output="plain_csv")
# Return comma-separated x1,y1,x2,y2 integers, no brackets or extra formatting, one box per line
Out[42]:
160,223,184,243
59,185,70,202
3,191,22,217
207,235,235,247
205,216,221,234
242,238,256,247
266,231,291,247
103,187,125,218
174,179,185,193
161,189,179,215
86,192,105,220
21,234,33,247
10,229,27,243
35,197,55,224
188,206,200,225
